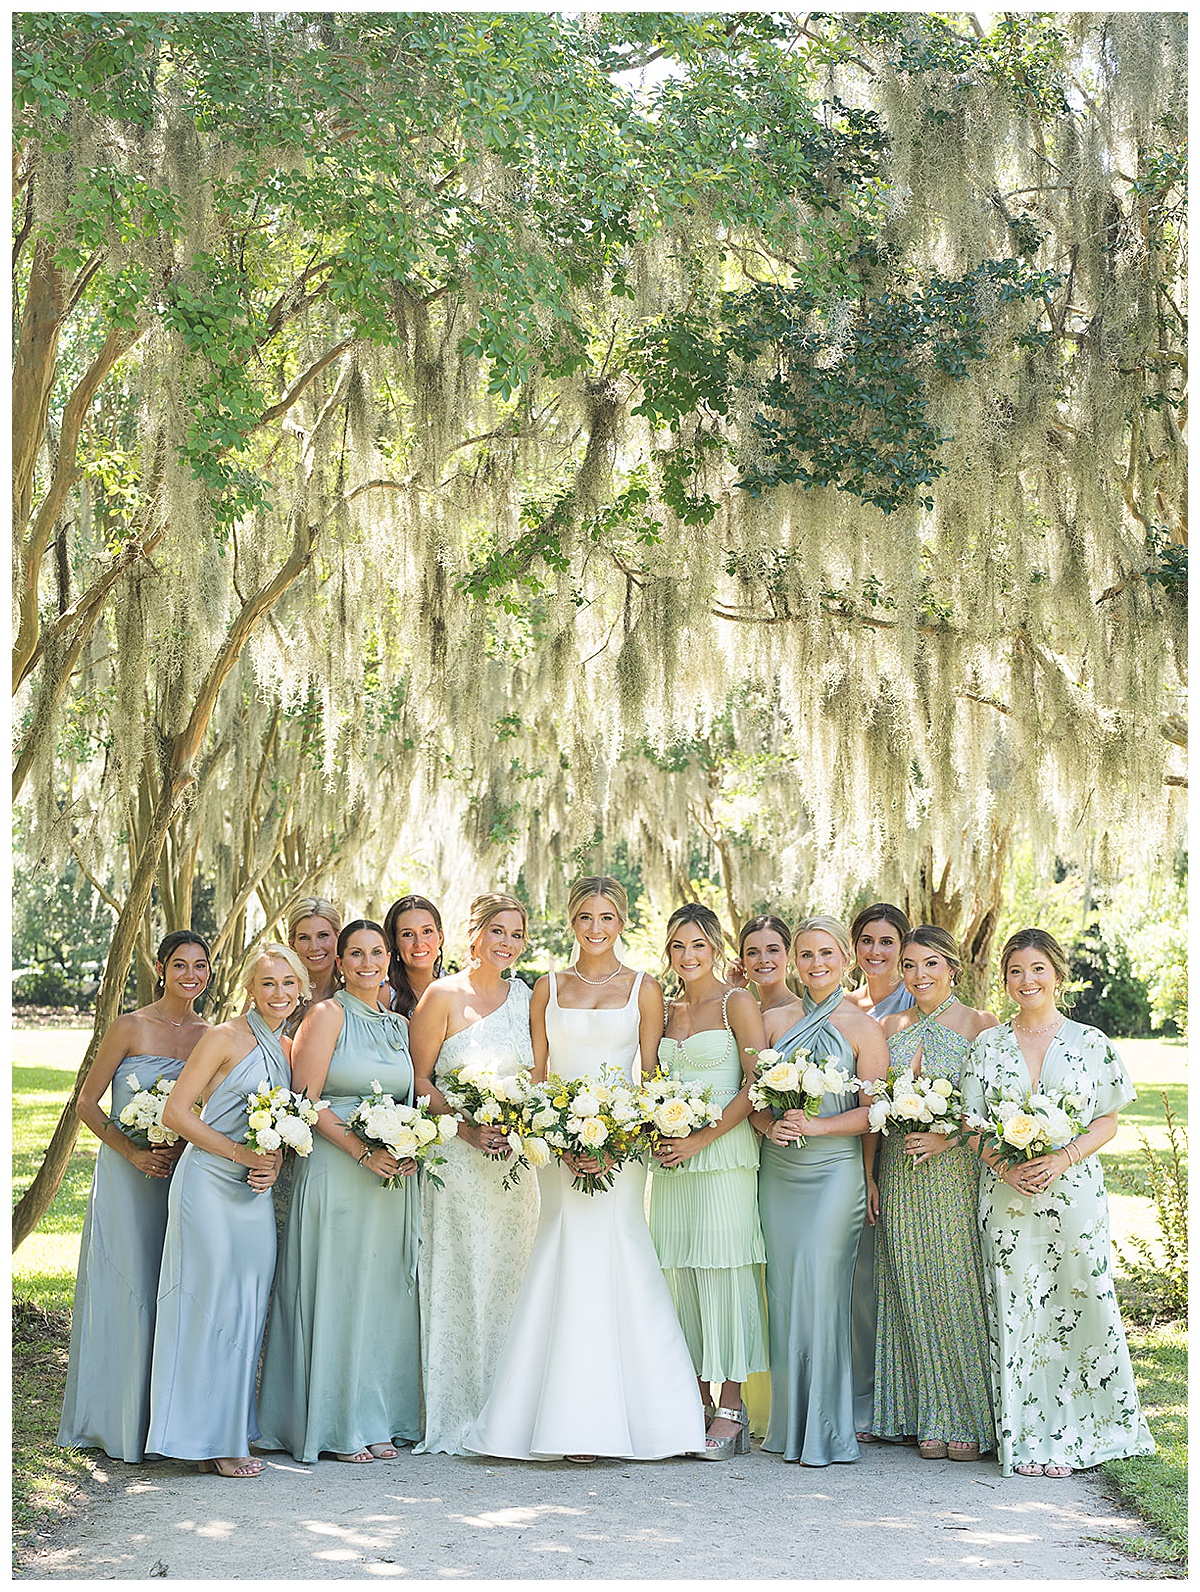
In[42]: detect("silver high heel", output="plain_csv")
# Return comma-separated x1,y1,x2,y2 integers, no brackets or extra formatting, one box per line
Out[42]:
702,1404,749,1461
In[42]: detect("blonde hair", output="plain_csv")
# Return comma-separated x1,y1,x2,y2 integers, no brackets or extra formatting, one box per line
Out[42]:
566,874,629,926
467,892,528,949
287,897,342,945
902,925,964,985
243,942,312,999
793,915,854,975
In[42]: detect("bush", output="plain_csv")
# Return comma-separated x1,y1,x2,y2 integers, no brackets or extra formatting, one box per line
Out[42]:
1068,924,1151,1035
1113,1092,1188,1325
12,967,88,1008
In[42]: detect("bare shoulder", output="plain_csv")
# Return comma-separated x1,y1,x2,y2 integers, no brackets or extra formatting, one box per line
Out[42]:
879,1009,911,1040
637,972,664,1008
962,1007,1000,1040
834,998,885,1042
725,986,760,1019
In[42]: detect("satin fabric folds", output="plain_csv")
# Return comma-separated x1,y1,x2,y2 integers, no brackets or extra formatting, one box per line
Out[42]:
758,989,864,1465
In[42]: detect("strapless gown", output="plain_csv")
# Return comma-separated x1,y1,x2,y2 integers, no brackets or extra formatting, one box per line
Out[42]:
58,1054,187,1461
466,972,706,1460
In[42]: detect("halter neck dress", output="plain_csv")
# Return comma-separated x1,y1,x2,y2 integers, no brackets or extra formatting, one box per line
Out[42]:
849,980,916,1434
57,1052,189,1461
147,1009,289,1460
415,976,538,1455
466,972,705,1460
650,990,767,1384
870,998,994,1450
758,988,864,1464
258,991,420,1460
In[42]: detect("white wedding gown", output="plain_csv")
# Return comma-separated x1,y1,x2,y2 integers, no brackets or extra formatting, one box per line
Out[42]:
465,972,706,1461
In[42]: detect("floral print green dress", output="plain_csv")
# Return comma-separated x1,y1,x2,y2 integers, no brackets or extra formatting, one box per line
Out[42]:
961,1020,1155,1476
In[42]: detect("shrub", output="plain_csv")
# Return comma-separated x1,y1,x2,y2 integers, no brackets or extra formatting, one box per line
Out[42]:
1068,924,1152,1035
1113,1092,1188,1324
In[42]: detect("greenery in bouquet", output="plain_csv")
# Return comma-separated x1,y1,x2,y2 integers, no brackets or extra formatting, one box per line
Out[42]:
516,1070,646,1194
747,1046,857,1147
346,1083,459,1189
970,1085,1087,1170
440,1060,532,1188
244,1081,325,1163
117,1073,182,1151
638,1067,721,1163
860,1065,963,1137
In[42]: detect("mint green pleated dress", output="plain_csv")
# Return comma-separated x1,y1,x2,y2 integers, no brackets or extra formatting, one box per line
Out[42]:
871,1000,995,1449
649,994,768,1384
758,989,864,1464
147,1010,289,1460
258,991,420,1462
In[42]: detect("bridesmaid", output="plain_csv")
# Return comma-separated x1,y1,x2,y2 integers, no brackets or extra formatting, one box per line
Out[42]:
962,928,1155,1478
845,901,913,1443
753,915,888,1465
410,893,539,1454
287,898,343,1018
146,944,305,1478
258,921,420,1464
872,926,998,1459
383,893,445,1016
651,904,769,1459
58,932,211,1462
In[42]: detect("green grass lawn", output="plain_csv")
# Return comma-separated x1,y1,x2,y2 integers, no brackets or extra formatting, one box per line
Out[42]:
10,1026,1188,1568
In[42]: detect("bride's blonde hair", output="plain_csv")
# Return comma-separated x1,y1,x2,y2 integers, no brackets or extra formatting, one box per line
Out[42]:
566,875,628,926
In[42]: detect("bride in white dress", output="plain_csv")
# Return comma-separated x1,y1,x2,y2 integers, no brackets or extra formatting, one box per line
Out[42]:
411,893,539,1455
466,876,705,1463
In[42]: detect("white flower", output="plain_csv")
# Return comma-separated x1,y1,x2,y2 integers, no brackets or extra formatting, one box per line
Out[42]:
761,1060,801,1092
532,1106,559,1132
390,1125,420,1158
577,1116,609,1149
868,1101,889,1133
254,1126,281,1152
436,1115,459,1142
248,1108,272,1131
276,1116,313,1152
127,1073,142,1093
546,1130,568,1149
523,1135,552,1168
1001,1112,1039,1149
412,1117,439,1145
476,1100,501,1124
801,1064,828,1097
653,1097,694,1137
147,1123,169,1144
370,1079,383,1094
572,1090,601,1118
931,1077,953,1098
754,1048,782,1067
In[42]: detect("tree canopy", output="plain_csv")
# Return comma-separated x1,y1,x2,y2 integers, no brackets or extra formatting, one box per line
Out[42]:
12,12,1186,1243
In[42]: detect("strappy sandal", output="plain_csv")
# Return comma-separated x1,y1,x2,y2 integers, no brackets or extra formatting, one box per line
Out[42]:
918,1440,948,1459
1044,1462,1073,1478
367,1442,399,1459
703,1405,749,1461
1014,1462,1044,1476
199,1457,262,1478
335,1449,375,1463
948,1442,981,1462
857,1431,880,1444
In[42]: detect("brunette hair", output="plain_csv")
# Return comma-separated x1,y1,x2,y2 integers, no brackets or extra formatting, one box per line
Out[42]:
383,894,445,1017
337,919,387,958
738,914,792,957
999,927,1070,988
850,902,911,949
901,925,963,985
663,903,727,984
153,931,211,997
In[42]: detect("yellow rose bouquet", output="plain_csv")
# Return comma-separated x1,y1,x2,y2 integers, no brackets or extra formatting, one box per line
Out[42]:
517,1070,647,1195
638,1068,721,1165
970,1084,1086,1169
747,1046,857,1147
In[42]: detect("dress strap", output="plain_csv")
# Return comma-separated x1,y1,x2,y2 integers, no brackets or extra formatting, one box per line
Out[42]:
625,969,644,1009
721,988,733,1032
548,971,558,1007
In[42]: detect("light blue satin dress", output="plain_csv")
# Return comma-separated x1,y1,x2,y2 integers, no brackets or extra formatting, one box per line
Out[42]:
851,981,915,1432
58,1054,187,1461
257,992,421,1461
759,989,864,1464
146,1010,288,1460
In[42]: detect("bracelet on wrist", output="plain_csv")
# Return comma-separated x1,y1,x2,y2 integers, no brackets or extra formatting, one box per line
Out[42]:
358,1146,372,1165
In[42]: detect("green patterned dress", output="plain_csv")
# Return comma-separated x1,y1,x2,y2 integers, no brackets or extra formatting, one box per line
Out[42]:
962,1020,1155,1475
649,993,768,1383
872,1000,995,1449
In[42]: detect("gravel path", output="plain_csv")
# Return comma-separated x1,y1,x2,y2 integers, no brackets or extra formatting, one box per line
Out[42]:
20,1440,1163,1580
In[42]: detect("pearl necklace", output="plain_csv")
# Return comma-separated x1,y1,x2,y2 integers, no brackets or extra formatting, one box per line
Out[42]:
1013,1014,1063,1037
572,962,625,987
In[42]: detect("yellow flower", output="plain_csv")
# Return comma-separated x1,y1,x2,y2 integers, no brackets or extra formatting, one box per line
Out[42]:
553,1095,568,1109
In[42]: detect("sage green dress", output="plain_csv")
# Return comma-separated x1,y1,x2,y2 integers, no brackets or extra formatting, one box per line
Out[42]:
257,991,421,1462
758,989,864,1464
871,1000,994,1449
649,992,768,1383
962,1020,1154,1475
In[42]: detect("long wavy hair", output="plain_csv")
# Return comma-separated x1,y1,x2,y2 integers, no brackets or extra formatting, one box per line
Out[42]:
383,894,445,1016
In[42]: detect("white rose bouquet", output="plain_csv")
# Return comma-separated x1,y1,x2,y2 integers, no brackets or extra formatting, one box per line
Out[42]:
517,1070,647,1195
638,1068,722,1162
970,1084,1086,1171
346,1083,459,1190
118,1073,182,1151
244,1081,326,1169
747,1046,858,1147
859,1066,963,1137
440,1060,536,1188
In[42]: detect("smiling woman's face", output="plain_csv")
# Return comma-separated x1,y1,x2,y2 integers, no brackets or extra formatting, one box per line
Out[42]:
793,930,848,996
247,957,303,1024
855,919,903,984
